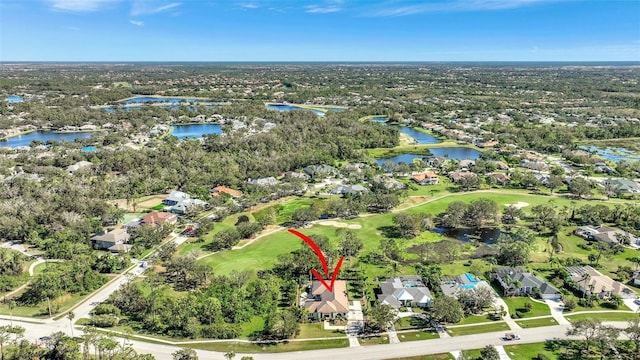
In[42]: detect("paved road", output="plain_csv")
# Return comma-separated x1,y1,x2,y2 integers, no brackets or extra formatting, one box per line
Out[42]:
2,319,630,360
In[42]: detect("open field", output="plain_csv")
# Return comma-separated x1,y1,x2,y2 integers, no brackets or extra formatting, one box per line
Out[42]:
107,194,167,212
197,188,639,277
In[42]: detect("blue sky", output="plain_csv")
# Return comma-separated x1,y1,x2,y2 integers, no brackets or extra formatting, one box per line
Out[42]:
1,0,639,61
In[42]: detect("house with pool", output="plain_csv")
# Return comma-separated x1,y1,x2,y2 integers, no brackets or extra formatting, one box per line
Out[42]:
440,272,493,301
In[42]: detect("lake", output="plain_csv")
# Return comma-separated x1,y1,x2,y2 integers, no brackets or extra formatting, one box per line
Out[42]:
392,125,440,144
367,117,440,144
432,227,503,244
171,124,222,139
0,131,97,148
6,95,23,103
376,148,481,166
120,96,204,104
580,145,640,163
267,103,326,116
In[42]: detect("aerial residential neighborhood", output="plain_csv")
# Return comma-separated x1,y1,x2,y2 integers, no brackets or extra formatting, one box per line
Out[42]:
1,1,639,359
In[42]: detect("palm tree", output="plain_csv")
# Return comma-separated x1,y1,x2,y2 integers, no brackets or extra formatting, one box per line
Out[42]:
581,273,591,298
67,311,75,337
8,301,15,328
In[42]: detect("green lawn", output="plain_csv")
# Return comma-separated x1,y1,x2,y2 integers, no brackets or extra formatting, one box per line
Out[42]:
194,188,639,281
0,292,85,318
566,311,636,322
397,330,440,342
515,317,559,328
298,323,346,339
504,343,557,360
446,322,510,336
240,316,265,338
502,297,551,318
384,354,454,360
359,335,390,346
187,338,350,353
457,314,496,325
461,348,483,359
395,316,431,330
572,301,631,313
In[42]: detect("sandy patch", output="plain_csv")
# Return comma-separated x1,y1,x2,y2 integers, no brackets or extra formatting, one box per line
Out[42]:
318,220,362,229
107,194,167,212
506,201,530,209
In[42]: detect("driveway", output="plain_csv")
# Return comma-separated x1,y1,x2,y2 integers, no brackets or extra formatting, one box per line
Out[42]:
544,299,570,325
624,298,640,313
347,301,363,347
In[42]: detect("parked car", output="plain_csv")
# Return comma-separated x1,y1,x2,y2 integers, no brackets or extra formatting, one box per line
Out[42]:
504,332,520,341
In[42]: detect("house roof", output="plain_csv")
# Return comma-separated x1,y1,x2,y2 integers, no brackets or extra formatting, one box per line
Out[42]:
496,267,559,295
566,265,633,297
303,164,336,176
378,276,432,308
305,281,349,314
108,244,132,252
142,211,177,225
91,228,129,244
412,172,438,182
212,186,242,197
165,190,190,203
606,179,640,192
491,173,510,182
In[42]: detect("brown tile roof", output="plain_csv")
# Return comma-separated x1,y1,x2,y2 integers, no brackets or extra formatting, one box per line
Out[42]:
142,211,177,226
212,186,242,197
305,281,349,315
412,171,438,182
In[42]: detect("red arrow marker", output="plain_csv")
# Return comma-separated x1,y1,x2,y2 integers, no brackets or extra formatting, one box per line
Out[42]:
288,229,345,292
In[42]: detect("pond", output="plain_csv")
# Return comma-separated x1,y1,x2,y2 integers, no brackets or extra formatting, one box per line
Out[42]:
392,125,440,144
103,104,208,112
171,124,222,139
0,131,97,148
6,95,24,103
375,148,482,166
367,117,440,144
266,103,326,116
580,145,640,163
81,146,98,152
432,227,503,244
120,96,204,104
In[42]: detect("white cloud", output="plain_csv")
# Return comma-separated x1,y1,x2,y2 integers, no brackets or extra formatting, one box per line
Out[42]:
129,19,144,26
306,5,342,13
369,0,568,16
130,0,182,15
240,3,259,9
45,0,120,12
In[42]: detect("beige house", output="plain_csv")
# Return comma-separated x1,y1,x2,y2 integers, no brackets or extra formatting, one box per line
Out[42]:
91,228,132,253
566,266,634,299
304,281,349,320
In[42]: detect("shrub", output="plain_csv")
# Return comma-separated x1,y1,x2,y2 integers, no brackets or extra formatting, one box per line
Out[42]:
90,314,119,327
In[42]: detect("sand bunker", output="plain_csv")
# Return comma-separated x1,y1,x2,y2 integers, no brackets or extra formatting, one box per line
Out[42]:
506,201,530,209
318,220,362,229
